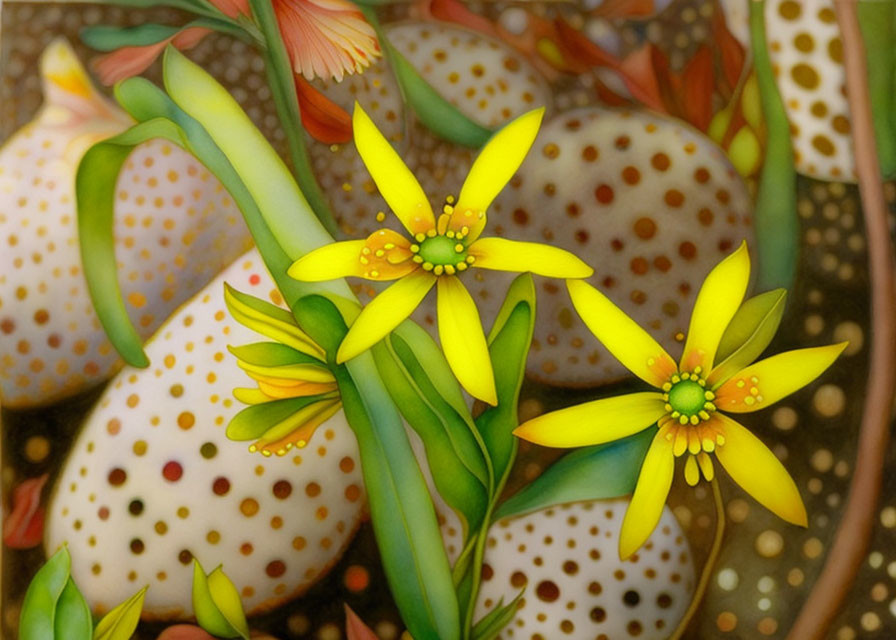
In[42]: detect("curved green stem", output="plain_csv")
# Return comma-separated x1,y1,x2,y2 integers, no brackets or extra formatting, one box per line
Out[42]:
248,0,341,237
670,477,725,640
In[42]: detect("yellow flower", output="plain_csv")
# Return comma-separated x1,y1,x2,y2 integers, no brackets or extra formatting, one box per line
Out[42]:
225,284,342,457
513,243,846,559
289,104,593,404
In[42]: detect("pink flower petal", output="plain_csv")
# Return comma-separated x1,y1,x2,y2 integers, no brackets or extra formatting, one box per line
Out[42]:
345,604,379,640
3,474,49,549
91,26,212,86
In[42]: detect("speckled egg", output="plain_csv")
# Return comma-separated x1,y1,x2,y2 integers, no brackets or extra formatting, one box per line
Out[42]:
309,21,551,240
0,39,252,408
44,248,365,620
477,106,754,387
475,500,694,639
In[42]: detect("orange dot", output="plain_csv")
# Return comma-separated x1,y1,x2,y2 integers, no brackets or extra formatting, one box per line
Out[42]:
240,498,259,517
177,412,195,430
344,565,370,592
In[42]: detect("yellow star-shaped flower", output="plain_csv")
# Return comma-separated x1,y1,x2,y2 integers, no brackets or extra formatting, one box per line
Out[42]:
289,103,593,404
514,243,846,558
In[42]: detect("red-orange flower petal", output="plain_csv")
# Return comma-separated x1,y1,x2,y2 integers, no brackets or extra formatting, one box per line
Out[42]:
3,474,49,549
92,26,212,86
295,74,352,144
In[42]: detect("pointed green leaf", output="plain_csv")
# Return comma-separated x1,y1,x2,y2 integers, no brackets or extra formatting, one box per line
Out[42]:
207,568,250,640
192,561,242,639
227,395,332,441
712,289,787,384
20,547,73,640
227,342,319,368
493,427,655,521
224,284,324,358
81,18,244,52
476,274,536,482
360,7,493,148
93,586,148,640
471,590,525,640
54,579,93,640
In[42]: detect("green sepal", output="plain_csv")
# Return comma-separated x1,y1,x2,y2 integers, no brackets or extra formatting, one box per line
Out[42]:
93,586,147,640
360,7,493,148
227,394,334,441
475,274,536,482
54,579,93,640
20,547,78,640
191,561,249,640
224,284,324,359
470,590,525,640
712,289,787,384
492,427,655,521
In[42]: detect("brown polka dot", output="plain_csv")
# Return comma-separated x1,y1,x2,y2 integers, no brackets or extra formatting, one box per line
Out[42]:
630,257,649,275
654,255,672,272
590,607,607,622
542,143,560,159
510,571,528,588
812,135,836,156
791,64,820,90
594,184,614,204
33,309,49,325
272,480,292,499
621,166,641,185
779,0,801,19
694,167,710,183
128,500,144,516
162,461,183,482
832,115,850,135
199,442,217,459
536,580,560,602
293,536,307,550
664,189,685,207
582,145,598,162
345,484,362,502
614,135,631,150
512,208,530,225
305,482,321,497
794,33,814,52
178,549,192,564
828,37,843,63
811,101,828,118
130,539,145,554
698,208,714,226
212,477,230,495
108,468,127,486
679,242,697,260
266,560,286,578
633,217,656,239
651,153,670,171
339,456,355,473
98,507,109,520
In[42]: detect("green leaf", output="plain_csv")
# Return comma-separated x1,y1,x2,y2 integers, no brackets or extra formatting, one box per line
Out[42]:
290,294,359,363
750,0,798,291
81,19,246,51
858,1,896,177
360,7,493,147
93,586,147,640
471,590,525,640
162,47,347,264
227,342,321,368
373,333,490,534
712,289,786,383
224,284,324,358
300,296,461,640
476,274,536,482
54,579,93,640
20,547,73,640
227,395,332,441
492,427,655,521
192,561,248,639
207,568,250,640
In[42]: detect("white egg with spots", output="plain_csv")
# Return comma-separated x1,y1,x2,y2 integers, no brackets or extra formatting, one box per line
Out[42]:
475,500,694,639
0,39,252,408
309,21,551,239
45,248,365,620
476,106,754,387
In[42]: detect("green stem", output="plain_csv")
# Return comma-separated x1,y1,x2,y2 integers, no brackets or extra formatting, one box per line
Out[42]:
750,0,799,292
247,0,341,237
669,477,725,640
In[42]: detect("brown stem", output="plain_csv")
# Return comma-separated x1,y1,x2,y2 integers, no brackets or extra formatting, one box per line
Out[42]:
670,477,725,640
787,1,896,638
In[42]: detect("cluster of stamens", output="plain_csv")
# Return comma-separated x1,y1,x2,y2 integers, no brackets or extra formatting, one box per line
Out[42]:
658,367,726,464
408,196,482,276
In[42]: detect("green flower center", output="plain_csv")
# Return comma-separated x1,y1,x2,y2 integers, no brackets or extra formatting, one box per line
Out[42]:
418,235,465,266
661,369,716,426
667,380,706,416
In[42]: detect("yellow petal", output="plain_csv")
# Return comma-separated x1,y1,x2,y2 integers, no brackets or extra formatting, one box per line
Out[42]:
451,107,545,242
336,271,436,363
619,431,675,559
714,414,807,526
436,278,497,405
714,342,847,412
288,240,368,281
684,455,699,486
467,237,593,278
680,242,750,373
513,392,666,448
567,279,676,387
352,102,435,235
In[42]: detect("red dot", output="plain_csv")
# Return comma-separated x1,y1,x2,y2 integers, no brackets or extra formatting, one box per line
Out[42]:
162,461,183,482
212,477,231,495
344,565,370,592
108,468,127,486
266,560,286,577
594,184,615,204
249,274,261,285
